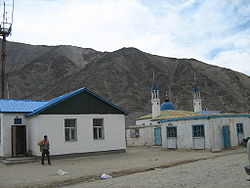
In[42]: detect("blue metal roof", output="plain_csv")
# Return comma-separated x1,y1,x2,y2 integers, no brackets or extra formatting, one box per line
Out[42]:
0,99,47,113
160,102,176,110
150,83,159,91
0,88,128,116
26,87,128,117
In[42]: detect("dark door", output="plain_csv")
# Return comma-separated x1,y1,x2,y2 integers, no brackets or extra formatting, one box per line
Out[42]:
12,126,26,156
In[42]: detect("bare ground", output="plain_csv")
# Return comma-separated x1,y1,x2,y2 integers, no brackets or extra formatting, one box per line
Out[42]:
0,146,248,188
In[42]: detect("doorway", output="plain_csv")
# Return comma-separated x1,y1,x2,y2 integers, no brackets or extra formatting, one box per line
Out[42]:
222,125,231,148
236,123,244,144
154,127,162,146
12,125,26,157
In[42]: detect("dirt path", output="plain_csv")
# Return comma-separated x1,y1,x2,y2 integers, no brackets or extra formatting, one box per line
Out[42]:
0,146,247,188
66,153,249,188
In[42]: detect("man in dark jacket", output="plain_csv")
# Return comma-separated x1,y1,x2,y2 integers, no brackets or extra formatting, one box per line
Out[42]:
39,135,51,165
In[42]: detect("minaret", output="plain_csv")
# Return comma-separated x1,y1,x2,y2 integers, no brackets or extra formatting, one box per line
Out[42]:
151,81,160,119
192,76,202,112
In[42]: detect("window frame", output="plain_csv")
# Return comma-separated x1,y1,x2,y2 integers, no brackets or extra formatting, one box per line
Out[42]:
236,123,244,134
192,124,205,138
64,119,77,142
130,128,140,138
93,118,104,140
14,117,22,124
166,126,177,138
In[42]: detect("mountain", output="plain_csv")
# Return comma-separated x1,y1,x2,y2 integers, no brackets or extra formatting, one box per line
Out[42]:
3,41,250,125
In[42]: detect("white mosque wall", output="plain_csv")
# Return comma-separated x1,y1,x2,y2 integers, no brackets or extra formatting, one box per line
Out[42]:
135,119,159,126
162,119,211,149
126,125,155,146
127,116,250,150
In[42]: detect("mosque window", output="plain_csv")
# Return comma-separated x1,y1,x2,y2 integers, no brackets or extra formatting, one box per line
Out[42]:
130,128,140,138
192,125,204,137
167,127,177,138
236,123,244,134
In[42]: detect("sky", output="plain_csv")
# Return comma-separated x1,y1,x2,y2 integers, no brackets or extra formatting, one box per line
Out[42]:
2,0,250,75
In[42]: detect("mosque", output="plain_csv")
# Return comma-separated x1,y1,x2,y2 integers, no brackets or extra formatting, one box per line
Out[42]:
126,81,250,150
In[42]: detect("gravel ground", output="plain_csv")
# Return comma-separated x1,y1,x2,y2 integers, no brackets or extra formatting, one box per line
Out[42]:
66,153,249,188
0,146,248,188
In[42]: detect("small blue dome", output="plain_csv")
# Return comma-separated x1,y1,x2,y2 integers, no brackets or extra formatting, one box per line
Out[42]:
160,102,176,110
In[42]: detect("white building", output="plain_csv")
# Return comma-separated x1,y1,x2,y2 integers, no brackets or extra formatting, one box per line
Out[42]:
126,82,250,150
0,87,127,158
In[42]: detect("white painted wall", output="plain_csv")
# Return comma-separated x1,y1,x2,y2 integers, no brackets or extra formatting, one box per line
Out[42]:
1,113,29,157
128,116,250,150
136,119,158,126
193,98,202,112
0,114,3,157
29,114,126,156
211,117,250,150
126,126,155,146
162,119,210,149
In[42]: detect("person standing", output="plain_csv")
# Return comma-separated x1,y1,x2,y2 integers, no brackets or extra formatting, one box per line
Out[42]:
39,135,51,165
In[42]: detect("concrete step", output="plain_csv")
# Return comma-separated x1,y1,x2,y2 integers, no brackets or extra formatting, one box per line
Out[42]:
1,157,37,165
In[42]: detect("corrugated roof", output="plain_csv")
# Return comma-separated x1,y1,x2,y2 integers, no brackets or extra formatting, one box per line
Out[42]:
0,99,47,113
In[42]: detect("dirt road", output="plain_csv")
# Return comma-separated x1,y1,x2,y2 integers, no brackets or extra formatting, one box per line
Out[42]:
65,153,249,188
0,146,248,188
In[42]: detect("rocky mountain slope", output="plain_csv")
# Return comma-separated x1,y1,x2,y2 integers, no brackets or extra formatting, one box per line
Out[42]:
4,41,250,125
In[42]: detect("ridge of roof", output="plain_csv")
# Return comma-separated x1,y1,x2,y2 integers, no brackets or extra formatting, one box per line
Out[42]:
26,87,128,117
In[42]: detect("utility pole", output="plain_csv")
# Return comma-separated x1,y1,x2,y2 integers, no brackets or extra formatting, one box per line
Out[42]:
0,0,14,98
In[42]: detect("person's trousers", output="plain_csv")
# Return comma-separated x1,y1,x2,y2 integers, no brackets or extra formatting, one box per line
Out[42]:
41,149,51,165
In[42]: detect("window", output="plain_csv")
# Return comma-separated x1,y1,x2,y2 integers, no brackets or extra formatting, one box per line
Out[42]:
14,117,22,124
65,119,77,141
93,119,104,140
192,125,205,137
167,127,177,138
236,123,244,134
130,128,140,138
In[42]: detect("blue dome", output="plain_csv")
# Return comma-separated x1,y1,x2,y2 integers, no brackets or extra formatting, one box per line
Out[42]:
160,102,176,110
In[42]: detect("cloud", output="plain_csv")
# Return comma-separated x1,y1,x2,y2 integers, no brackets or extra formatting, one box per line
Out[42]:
7,0,250,76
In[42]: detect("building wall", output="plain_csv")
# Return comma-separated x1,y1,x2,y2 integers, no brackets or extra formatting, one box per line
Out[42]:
28,117,39,156
0,114,3,157
126,126,155,146
29,114,126,156
136,119,158,126
130,116,250,150
162,117,250,150
1,113,29,157
210,117,250,150
162,119,211,149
